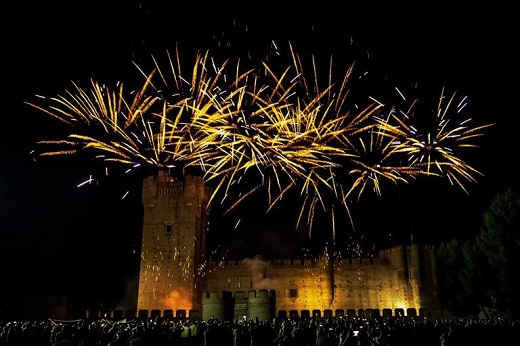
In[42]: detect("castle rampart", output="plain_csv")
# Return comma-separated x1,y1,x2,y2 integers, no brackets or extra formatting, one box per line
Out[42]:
136,174,441,321
137,172,211,314
201,244,440,320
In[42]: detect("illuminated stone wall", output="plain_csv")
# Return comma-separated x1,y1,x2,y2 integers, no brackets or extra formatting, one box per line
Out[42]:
204,245,440,318
137,174,440,319
137,172,211,313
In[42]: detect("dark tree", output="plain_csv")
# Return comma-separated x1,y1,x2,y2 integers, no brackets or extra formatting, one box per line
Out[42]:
436,238,467,315
459,241,489,314
475,188,520,318
436,188,520,318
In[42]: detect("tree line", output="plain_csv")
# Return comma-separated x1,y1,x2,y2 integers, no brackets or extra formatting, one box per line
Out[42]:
436,188,520,319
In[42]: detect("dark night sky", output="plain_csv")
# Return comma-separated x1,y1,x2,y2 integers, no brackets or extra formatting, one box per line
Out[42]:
2,2,518,311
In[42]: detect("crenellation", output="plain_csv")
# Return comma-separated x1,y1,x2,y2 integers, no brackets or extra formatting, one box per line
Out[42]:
137,173,441,320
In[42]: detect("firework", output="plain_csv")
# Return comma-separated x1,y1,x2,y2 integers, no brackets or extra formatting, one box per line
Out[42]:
26,41,493,237
374,87,494,194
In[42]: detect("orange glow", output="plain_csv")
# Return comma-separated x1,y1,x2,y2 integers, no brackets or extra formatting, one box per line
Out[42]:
163,289,192,311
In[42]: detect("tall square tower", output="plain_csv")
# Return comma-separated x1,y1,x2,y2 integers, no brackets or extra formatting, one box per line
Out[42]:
137,171,211,314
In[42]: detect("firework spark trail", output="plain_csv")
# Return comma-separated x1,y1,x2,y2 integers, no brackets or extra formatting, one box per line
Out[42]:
26,41,493,237
252,43,430,231
374,87,494,194
25,74,168,167
137,45,361,220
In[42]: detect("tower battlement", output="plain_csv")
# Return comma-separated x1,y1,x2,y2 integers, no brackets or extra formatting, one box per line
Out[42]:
207,256,387,270
136,174,441,321
137,172,211,314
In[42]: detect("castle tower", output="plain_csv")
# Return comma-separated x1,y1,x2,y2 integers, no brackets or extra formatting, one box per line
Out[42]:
137,171,211,315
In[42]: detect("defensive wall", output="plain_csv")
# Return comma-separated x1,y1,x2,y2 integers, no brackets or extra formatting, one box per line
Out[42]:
137,173,211,314
200,244,440,321
135,172,442,322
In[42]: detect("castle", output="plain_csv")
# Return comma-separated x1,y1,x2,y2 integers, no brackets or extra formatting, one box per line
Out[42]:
137,172,441,321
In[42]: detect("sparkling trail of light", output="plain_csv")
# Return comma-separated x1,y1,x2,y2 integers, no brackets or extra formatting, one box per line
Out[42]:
374,87,494,194
26,41,493,239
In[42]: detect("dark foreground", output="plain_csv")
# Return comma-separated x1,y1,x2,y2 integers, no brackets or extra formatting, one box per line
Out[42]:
1,315,519,345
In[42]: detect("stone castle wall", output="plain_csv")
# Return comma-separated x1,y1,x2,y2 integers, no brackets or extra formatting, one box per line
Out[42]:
137,172,211,313
202,245,440,320
137,174,441,321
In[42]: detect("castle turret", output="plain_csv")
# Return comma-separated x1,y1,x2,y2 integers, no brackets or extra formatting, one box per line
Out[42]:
134,171,440,320
233,291,248,321
137,172,211,316
202,291,225,321
247,289,272,321
320,255,335,309
407,244,422,309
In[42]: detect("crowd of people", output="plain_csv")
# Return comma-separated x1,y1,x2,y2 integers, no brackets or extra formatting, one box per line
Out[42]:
1,315,518,345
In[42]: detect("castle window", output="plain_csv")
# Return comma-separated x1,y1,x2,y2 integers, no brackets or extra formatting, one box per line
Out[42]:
165,224,172,236
288,289,298,298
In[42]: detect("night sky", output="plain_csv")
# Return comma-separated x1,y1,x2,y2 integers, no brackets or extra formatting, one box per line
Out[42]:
2,2,518,312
